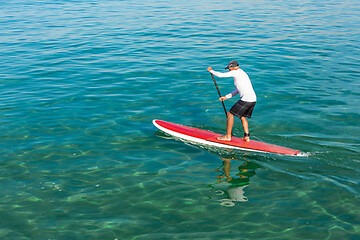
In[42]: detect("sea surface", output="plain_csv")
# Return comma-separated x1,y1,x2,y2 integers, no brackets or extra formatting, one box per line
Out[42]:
1,0,359,239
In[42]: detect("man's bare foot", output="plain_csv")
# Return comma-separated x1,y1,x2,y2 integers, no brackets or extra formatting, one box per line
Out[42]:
243,137,250,142
243,133,250,142
217,135,231,141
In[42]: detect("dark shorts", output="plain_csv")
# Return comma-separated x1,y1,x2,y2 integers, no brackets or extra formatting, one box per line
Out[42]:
229,100,256,119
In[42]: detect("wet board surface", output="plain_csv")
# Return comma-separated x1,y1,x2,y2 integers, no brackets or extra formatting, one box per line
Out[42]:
153,119,302,156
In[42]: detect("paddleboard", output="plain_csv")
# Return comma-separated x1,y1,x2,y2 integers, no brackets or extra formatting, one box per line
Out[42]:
153,119,303,156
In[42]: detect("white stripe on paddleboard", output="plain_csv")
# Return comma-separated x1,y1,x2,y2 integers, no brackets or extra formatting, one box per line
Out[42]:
153,120,265,154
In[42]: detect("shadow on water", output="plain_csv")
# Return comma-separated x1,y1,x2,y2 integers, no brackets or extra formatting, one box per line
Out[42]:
155,129,270,206
208,154,261,207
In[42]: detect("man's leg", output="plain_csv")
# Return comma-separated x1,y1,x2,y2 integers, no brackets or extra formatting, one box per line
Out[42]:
217,111,234,141
241,116,250,142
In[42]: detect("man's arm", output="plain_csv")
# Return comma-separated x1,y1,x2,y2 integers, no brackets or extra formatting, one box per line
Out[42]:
207,67,233,78
225,89,239,99
207,67,237,101
210,70,233,78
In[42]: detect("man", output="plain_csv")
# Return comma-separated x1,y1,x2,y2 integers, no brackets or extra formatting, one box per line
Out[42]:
207,60,256,142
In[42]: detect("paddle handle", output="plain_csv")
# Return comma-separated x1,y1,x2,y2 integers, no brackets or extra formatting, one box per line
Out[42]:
210,73,227,117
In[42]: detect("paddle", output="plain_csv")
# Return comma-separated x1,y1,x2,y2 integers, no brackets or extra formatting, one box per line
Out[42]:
210,73,227,117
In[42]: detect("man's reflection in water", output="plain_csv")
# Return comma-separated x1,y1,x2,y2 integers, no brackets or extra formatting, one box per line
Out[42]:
212,155,260,207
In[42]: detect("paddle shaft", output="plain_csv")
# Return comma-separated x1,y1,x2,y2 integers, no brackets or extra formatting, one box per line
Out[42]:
210,73,227,117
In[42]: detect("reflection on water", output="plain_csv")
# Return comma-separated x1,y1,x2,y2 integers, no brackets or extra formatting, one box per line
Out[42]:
209,155,261,207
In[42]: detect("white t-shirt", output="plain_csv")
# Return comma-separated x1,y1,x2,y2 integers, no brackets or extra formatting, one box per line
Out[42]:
210,69,257,102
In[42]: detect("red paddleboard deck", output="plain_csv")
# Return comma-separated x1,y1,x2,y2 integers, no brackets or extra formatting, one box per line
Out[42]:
153,119,302,156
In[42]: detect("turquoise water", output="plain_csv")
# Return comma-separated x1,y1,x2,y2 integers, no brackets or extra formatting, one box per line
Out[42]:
1,0,359,239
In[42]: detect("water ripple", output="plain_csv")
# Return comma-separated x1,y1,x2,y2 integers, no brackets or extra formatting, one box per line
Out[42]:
0,0,359,239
